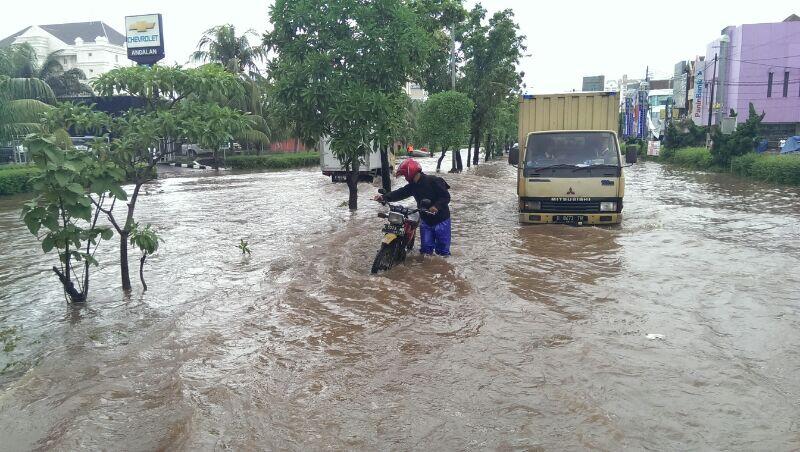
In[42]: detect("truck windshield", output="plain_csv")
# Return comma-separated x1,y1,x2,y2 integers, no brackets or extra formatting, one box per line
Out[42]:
525,132,619,170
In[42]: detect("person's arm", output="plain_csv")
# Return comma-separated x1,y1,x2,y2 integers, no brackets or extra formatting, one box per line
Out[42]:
432,178,450,212
383,184,412,202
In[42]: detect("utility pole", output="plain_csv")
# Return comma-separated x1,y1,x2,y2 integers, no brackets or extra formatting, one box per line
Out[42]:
707,53,717,129
450,26,456,90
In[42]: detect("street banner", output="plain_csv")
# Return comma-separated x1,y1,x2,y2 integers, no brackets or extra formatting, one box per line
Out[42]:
647,140,661,157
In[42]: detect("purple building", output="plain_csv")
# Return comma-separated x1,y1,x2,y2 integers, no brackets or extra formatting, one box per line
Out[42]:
696,15,800,138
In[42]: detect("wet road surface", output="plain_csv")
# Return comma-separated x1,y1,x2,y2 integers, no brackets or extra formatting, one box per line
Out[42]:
1,155,799,450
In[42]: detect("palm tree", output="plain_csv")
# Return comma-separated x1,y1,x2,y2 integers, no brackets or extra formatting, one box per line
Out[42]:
0,76,57,162
35,51,92,98
191,25,265,77
0,44,91,98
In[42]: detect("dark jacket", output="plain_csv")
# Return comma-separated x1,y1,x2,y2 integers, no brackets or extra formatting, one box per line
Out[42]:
384,173,451,225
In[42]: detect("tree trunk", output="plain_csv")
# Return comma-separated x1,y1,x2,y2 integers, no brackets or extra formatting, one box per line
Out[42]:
52,266,86,303
120,232,131,291
472,129,481,166
437,146,448,172
379,142,391,192
139,254,148,292
485,132,493,162
453,146,463,172
450,146,458,173
466,133,473,168
120,182,143,292
294,137,300,153
347,158,360,210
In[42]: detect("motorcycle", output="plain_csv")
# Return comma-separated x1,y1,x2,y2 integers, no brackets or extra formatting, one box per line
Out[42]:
371,189,432,274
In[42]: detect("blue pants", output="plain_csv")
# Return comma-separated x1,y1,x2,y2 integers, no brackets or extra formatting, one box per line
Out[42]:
419,219,451,256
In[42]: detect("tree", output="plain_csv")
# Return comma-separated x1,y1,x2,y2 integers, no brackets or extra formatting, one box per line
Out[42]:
711,103,764,166
192,25,266,77
419,91,473,172
409,0,467,95
0,45,92,97
192,25,271,151
0,76,56,155
266,0,431,210
458,4,525,166
21,108,122,303
91,64,250,291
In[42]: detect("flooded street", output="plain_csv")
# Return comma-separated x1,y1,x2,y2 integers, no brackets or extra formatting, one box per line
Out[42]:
1,155,799,450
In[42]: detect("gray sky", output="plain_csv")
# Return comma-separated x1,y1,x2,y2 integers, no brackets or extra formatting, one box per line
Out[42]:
1,0,797,93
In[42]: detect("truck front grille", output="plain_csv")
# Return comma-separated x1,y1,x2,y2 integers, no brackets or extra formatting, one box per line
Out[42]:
539,200,601,213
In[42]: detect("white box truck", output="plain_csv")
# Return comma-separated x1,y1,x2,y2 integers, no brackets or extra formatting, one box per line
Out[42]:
320,138,392,182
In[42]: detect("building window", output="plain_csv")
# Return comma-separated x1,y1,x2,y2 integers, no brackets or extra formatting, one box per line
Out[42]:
115,55,119,62
767,72,773,97
783,71,790,98
88,53,92,58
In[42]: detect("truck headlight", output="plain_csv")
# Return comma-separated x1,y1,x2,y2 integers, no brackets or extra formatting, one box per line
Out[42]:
600,202,617,212
520,200,541,211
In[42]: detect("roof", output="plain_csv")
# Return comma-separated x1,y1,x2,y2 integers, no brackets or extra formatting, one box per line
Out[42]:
0,21,125,48
785,14,800,22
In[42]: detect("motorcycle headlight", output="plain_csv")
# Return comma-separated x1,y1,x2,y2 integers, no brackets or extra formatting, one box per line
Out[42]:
388,211,405,225
520,200,541,211
600,201,617,212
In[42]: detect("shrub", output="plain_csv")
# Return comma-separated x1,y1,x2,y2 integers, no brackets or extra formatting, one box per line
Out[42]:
711,103,763,166
660,146,676,161
0,165,40,196
731,153,800,185
664,119,707,149
225,152,319,170
668,147,713,169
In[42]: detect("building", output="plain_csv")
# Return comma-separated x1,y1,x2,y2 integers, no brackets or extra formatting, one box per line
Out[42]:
697,15,800,138
405,82,428,101
582,75,605,91
0,21,129,79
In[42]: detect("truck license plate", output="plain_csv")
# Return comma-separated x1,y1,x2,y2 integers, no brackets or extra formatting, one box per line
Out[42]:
553,215,588,224
332,174,347,182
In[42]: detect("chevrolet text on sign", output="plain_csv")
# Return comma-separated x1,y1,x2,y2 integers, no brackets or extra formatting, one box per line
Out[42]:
125,14,164,65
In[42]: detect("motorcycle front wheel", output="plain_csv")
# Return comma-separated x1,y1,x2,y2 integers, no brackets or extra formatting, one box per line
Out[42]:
371,241,401,274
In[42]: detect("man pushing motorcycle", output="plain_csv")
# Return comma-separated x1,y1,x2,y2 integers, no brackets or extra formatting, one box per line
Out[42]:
373,159,452,256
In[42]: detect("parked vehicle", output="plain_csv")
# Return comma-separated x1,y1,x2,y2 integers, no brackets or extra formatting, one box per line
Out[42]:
510,92,634,225
70,136,109,151
408,148,431,158
320,137,393,182
371,192,431,274
181,143,212,157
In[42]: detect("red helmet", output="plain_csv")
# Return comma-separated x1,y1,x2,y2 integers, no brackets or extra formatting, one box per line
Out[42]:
395,158,422,182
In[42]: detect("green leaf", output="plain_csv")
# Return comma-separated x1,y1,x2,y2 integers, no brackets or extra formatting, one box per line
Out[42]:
54,171,71,186
23,213,41,235
100,228,114,240
66,183,84,194
109,185,128,201
44,147,65,166
41,235,55,253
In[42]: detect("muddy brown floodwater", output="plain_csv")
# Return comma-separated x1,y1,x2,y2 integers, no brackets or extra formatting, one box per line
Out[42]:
1,155,799,450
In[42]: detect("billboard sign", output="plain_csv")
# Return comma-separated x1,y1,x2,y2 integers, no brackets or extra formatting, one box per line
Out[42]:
693,68,704,121
125,14,164,65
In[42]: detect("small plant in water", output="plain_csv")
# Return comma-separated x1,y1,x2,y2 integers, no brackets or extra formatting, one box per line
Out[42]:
238,239,252,256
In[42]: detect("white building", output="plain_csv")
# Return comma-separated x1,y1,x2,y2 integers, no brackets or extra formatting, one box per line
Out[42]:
405,81,428,101
0,21,130,79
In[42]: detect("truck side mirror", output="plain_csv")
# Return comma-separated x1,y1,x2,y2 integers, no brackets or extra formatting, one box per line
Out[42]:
378,188,387,195
508,148,519,166
625,148,638,164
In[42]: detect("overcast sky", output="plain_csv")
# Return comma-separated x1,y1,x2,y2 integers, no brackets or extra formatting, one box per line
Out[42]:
1,1,797,92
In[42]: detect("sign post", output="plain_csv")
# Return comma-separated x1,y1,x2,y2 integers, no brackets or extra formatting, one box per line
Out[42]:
125,14,164,66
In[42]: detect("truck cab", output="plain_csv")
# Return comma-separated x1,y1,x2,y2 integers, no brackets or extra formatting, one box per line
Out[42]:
511,92,634,225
